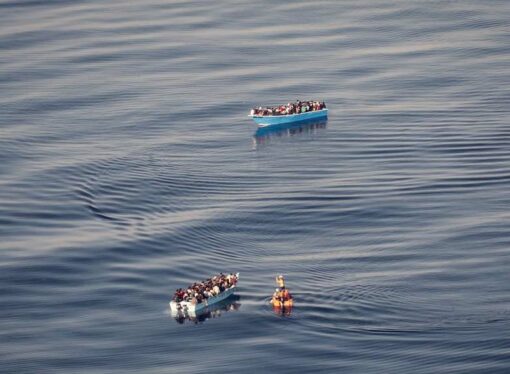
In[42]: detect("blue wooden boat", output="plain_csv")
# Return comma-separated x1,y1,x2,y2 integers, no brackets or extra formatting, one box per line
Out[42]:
170,285,237,313
249,108,328,127
169,273,239,313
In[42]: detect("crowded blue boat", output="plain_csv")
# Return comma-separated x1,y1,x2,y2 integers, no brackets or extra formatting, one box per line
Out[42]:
249,100,328,127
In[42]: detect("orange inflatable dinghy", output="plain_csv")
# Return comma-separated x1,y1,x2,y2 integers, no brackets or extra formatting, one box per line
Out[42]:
271,276,293,310
270,297,293,308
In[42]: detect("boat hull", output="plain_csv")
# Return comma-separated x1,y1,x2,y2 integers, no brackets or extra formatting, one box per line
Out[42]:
249,109,328,127
171,296,241,320
170,286,237,313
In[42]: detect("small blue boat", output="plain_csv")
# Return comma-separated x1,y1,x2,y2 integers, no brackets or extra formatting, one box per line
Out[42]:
249,108,328,127
170,288,239,318
169,273,239,314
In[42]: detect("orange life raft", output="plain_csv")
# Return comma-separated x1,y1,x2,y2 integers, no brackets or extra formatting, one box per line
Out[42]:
270,297,293,308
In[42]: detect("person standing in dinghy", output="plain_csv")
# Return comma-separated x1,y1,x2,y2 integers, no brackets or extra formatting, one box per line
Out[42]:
274,275,292,304
276,274,285,289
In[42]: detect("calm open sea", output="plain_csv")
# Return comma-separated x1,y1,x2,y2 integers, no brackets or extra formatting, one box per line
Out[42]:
1,0,510,373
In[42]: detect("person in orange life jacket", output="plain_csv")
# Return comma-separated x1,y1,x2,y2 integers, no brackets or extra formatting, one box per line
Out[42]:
273,288,288,302
277,287,291,301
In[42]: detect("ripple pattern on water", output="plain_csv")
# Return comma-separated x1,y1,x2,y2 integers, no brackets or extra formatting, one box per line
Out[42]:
1,0,510,373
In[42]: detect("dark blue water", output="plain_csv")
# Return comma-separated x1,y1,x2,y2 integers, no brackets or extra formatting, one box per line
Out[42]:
1,1,510,372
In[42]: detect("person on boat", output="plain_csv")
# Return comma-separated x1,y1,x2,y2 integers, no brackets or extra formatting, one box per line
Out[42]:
272,286,292,306
173,272,238,305
172,289,182,302
196,293,203,304
226,273,235,285
273,288,282,303
281,287,291,301
250,100,326,117
276,274,285,289
213,284,220,296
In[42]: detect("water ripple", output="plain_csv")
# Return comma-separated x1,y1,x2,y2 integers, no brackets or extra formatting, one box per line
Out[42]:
1,0,510,373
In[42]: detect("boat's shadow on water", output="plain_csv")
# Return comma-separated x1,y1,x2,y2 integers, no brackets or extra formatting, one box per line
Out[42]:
171,295,241,325
253,119,327,149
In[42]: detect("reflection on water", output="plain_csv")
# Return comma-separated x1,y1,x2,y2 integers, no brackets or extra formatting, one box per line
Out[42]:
253,120,327,148
272,305,293,317
3,0,510,371
171,296,241,325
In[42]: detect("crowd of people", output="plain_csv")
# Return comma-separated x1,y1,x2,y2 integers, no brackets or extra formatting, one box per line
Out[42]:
172,273,238,305
250,100,326,116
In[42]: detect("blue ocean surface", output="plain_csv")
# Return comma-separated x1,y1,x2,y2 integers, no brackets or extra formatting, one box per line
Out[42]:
1,0,510,373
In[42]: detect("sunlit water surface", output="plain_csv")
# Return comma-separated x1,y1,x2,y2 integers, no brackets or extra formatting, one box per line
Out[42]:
1,0,510,373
